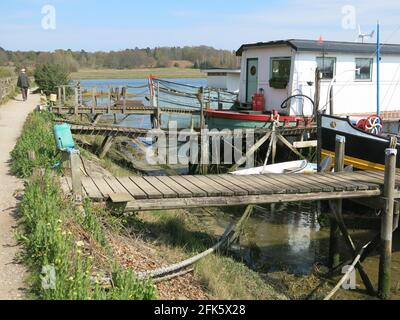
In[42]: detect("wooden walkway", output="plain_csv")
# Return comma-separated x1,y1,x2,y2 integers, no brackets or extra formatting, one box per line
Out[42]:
60,170,398,211
52,104,201,116
68,123,316,138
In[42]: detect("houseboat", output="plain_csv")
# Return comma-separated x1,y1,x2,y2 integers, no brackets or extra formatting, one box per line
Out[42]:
201,68,241,93
207,39,400,131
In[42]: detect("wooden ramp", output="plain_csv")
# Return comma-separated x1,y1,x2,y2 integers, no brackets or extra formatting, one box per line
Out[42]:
60,171,398,211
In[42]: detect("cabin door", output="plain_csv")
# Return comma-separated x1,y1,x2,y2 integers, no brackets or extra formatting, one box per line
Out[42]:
246,58,258,103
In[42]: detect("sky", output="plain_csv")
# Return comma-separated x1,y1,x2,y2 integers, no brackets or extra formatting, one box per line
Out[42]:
1,0,400,52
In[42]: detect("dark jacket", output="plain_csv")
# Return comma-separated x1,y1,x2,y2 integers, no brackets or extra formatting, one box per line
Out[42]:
17,73,30,88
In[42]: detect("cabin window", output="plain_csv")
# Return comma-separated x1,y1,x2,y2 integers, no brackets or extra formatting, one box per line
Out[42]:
270,57,291,81
316,57,336,79
355,58,373,81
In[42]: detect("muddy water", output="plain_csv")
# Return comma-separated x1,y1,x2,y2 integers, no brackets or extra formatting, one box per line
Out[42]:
194,202,400,299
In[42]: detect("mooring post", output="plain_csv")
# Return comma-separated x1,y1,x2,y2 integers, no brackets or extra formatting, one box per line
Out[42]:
329,135,345,269
378,148,397,299
156,82,161,128
62,86,66,105
74,87,79,114
69,149,82,203
92,87,97,114
122,86,127,114
57,87,62,106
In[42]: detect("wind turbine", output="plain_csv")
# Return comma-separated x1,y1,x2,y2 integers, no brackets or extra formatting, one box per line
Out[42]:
357,25,375,43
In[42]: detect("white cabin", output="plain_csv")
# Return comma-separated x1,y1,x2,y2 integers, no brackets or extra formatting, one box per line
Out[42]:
236,39,400,119
202,68,241,92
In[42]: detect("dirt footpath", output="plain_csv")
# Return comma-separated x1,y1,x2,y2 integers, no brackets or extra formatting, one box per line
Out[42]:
0,93,38,300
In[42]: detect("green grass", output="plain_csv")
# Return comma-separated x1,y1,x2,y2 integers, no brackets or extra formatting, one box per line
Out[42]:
0,67,14,78
71,67,205,80
17,174,156,300
136,210,288,300
10,111,60,178
11,111,156,300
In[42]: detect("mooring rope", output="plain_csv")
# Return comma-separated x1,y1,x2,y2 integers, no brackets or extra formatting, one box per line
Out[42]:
136,223,236,280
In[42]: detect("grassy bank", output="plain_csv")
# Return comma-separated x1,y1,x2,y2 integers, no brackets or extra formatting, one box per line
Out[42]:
11,111,156,300
71,67,205,80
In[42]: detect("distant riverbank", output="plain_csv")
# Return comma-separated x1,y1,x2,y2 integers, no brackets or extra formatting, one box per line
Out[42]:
71,67,206,80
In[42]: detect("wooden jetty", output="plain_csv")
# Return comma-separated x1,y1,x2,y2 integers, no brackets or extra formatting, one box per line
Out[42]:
61,170,388,211
59,135,399,299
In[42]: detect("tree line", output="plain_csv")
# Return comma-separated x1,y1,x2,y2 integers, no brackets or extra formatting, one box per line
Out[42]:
0,46,239,73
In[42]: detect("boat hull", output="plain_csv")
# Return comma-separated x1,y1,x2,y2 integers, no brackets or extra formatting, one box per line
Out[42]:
318,114,400,171
206,110,304,130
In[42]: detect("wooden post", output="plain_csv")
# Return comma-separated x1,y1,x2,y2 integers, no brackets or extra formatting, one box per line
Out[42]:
378,148,397,299
92,87,97,114
74,87,79,114
62,86,66,105
329,87,334,115
58,87,62,106
99,136,115,159
28,150,36,162
199,87,205,130
329,135,345,269
122,86,127,114
314,68,321,115
69,149,82,202
157,82,161,128
201,126,209,174
217,89,222,110
107,86,111,114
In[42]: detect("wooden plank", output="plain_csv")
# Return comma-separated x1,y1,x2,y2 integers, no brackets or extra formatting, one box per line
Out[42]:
143,176,178,198
293,140,318,148
289,174,334,192
184,176,223,197
154,176,193,198
334,172,379,190
92,177,115,199
261,174,312,193
322,173,370,191
129,176,163,199
116,177,147,199
190,175,234,197
104,176,132,195
82,177,103,200
216,175,261,195
308,174,348,191
228,175,276,195
283,174,325,192
125,189,382,212
206,175,248,196
348,171,385,185
317,173,357,191
255,174,303,194
169,176,207,197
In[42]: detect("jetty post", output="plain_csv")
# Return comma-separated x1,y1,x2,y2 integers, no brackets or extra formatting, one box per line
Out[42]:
69,149,82,203
378,148,397,299
329,135,345,269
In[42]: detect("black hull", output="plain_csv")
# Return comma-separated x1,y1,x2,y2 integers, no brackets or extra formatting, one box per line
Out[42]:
318,114,400,170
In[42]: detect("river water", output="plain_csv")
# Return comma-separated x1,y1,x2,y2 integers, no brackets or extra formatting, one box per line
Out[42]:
80,78,400,299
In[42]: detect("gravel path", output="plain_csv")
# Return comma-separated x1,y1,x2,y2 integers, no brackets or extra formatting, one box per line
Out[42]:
0,93,38,300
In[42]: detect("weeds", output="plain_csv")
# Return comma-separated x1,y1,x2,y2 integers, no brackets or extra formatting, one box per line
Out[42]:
11,111,60,178
17,173,156,300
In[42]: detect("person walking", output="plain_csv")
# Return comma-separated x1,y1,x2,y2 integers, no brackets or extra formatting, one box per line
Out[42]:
17,69,30,102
